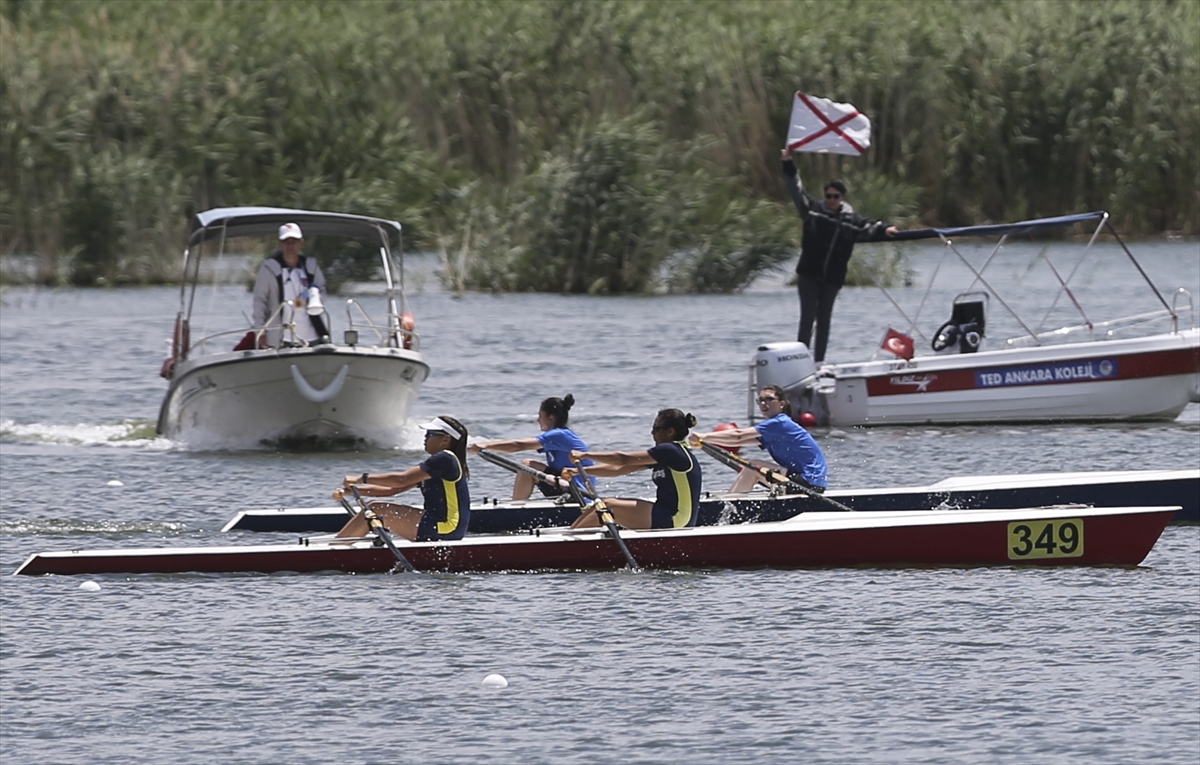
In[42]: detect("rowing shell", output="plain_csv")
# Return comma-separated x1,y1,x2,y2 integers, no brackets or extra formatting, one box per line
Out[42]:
15,505,1176,576
220,468,1200,533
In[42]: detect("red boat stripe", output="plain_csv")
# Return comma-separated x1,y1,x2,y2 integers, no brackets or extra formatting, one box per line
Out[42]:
866,347,1199,397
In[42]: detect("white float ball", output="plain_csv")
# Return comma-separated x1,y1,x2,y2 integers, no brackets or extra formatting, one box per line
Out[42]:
106,480,124,487
79,581,101,592
482,673,508,688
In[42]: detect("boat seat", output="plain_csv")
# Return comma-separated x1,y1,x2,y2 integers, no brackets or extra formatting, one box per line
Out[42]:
932,292,988,353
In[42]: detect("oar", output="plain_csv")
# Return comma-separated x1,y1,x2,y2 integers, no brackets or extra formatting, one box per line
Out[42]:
347,485,417,573
477,448,596,499
570,460,639,570
697,439,855,513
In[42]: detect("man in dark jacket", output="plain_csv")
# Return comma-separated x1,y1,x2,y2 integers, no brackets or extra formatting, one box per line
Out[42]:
781,149,897,363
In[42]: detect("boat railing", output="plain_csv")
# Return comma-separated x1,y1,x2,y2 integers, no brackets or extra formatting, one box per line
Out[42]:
190,301,334,355
1001,307,1187,349
343,298,420,351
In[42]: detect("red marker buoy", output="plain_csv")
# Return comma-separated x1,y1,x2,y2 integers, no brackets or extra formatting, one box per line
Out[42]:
713,421,741,453
798,412,817,428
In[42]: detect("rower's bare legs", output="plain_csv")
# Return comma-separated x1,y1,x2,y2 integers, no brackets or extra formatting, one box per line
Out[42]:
570,498,652,530
335,502,424,541
729,461,784,493
512,458,549,500
729,467,761,493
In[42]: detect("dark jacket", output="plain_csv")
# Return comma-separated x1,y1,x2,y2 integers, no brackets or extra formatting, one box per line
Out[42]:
782,158,892,288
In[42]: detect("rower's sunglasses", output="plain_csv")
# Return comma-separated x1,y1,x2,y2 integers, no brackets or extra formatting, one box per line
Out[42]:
424,430,448,438
757,396,779,405
824,192,842,200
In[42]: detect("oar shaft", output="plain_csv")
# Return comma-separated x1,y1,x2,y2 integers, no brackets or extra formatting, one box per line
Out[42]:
478,449,594,499
572,461,639,570
698,440,854,513
348,486,417,573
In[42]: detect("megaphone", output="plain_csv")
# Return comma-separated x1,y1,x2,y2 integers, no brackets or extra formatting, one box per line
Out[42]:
305,286,324,316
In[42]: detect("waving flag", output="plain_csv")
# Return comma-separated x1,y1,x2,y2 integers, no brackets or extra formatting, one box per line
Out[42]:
881,328,915,360
786,92,871,156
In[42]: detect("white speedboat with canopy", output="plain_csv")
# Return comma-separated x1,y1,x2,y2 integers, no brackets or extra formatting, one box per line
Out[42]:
156,206,430,449
751,211,1200,426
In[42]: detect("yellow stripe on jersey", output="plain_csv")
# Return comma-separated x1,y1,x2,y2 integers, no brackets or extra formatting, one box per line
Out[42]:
437,452,463,535
669,442,695,528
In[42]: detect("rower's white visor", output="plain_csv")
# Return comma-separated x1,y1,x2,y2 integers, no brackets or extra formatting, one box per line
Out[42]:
418,417,464,441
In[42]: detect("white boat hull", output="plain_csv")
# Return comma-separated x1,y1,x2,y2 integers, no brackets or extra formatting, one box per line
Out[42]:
803,329,1199,426
157,345,429,448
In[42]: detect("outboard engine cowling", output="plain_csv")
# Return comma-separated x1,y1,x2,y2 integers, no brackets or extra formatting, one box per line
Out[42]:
753,342,817,390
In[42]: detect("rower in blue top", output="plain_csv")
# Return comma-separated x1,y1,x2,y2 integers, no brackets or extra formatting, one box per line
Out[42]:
469,393,595,498
690,385,828,494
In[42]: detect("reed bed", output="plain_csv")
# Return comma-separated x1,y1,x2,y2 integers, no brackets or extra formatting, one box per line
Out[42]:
1,0,1195,289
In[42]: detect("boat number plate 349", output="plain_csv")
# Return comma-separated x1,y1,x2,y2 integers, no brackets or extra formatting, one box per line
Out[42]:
1007,518,1084,560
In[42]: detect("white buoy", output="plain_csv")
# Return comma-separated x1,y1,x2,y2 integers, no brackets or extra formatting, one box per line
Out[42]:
79,581,101,592
482,673,508,688
106,480,124,487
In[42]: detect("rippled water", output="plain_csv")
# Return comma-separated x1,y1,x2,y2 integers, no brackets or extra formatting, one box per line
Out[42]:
2,242,1198,763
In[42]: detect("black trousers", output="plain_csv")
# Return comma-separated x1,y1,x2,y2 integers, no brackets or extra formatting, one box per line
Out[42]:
796,274,842,363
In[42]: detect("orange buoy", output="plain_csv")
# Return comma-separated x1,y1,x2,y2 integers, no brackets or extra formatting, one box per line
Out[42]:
713,421,741,453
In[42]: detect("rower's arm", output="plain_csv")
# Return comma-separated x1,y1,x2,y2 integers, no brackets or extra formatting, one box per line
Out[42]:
343,465,429,496
692,427,761,448
468,437,540,454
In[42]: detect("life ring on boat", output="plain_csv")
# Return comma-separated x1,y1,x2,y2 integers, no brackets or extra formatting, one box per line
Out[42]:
931,321,959,352
401,312,415,350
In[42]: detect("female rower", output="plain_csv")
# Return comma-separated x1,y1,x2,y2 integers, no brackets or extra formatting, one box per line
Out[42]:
335,415,470,541
563,408,702,530
690,385,827,493
468,393,593,499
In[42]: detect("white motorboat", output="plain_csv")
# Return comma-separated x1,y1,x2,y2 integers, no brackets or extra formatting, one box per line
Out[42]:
156,207,430,448
751,212,1200,426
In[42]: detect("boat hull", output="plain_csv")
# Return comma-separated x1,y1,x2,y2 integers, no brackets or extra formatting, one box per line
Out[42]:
221,468,1200,533
157,345,429,448
14,506,1177,576
801,329,1199,426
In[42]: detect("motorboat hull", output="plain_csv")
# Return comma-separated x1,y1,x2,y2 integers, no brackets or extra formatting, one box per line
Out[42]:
220,468,1200,534
13,506,1177,576
800,330,1199,426
157,345,429,448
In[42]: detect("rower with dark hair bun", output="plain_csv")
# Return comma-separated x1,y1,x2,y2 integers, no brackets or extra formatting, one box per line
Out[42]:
335,415,471,542
563,408,702,531
469,393,594,499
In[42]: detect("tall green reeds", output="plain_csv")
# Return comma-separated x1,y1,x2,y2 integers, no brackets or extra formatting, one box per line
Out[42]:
1,0,1196,290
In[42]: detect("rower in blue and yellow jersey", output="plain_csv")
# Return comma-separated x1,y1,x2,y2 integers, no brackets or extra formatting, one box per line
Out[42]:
562,408,702,531
334,415,471,542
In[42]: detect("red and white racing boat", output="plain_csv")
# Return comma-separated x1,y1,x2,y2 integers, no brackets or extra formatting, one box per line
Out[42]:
13,505,1176,576
752,212,1200,426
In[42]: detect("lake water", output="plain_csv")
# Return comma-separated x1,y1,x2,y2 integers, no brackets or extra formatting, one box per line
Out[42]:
1,241,1198,764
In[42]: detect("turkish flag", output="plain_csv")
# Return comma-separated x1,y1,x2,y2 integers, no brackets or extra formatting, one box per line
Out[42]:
881,328,914,360
786,92,871,156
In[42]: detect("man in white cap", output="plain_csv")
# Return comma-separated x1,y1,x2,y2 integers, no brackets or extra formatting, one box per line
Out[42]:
251,222,329,347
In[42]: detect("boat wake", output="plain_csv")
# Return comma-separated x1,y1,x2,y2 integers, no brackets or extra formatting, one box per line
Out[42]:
0,419,178,450
0,518,188,536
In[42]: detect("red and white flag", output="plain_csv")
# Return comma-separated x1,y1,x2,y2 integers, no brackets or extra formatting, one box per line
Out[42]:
881,328,914,360
786,92,871,156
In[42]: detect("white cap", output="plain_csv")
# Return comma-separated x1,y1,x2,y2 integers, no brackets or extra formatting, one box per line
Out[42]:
418,417,464,441
278,222,303,240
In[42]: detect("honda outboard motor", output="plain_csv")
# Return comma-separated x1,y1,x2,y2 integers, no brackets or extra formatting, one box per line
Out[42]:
932,292,988,354
751,342,825,425
753,342,817,390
